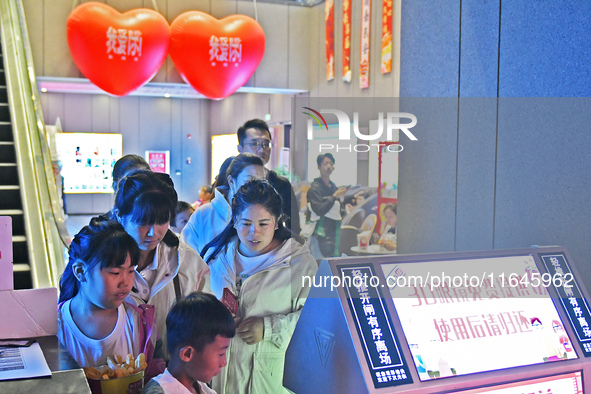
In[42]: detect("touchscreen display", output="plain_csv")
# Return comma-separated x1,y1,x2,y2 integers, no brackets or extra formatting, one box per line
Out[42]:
381,255,577,381
451,371,582,394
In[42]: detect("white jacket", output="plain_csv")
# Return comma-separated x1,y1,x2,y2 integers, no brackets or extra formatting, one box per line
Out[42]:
209,237,318,394
181,188,231,257
126,240,211,360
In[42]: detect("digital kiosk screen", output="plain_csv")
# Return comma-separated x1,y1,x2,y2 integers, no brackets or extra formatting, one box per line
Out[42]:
451,371,583,394
381,255,577,381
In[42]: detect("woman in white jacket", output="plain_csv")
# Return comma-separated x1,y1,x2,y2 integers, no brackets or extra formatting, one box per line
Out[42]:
202,179,318,394
111,170,211,360
181,153,266,259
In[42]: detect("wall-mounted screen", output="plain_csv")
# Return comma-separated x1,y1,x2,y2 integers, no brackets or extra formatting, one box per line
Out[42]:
381,255,577,381
55,132,122,194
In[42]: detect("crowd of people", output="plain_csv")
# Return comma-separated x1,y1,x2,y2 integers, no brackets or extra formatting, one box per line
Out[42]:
57,118,394,393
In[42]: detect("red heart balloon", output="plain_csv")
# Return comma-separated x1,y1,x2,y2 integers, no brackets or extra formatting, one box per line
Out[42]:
170,12,265,100
67,2,170,96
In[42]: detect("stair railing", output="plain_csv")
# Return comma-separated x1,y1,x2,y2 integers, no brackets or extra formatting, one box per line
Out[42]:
0,0,70,288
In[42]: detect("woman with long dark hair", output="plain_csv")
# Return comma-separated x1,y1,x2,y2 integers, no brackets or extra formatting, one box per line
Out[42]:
181,153,266,260
203,179,317,394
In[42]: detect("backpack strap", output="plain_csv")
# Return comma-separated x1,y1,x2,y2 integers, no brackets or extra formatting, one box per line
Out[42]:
173,274,181,301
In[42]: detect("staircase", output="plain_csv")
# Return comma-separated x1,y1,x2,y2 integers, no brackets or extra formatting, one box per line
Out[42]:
0,45,31,289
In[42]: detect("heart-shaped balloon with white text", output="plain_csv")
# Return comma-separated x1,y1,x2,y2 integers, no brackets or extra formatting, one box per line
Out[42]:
67,2,170,96
170,12,265,100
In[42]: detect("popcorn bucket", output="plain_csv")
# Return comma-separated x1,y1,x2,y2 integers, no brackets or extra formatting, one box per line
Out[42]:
87,370,144,394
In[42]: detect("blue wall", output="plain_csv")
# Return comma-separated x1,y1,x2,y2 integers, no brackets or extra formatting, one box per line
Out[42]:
398,0,591,289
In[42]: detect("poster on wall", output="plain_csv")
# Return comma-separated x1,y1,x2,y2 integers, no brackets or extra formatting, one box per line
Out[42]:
381,0,393,74
342,0,352,82
55,132,122,194
360,0,371,88
145,150,170,174
325,0,335,81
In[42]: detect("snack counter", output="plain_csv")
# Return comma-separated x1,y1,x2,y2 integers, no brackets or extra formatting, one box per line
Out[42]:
285,246,591,393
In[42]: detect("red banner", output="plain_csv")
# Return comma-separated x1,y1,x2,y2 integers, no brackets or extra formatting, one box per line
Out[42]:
325,0,335,81
342,0,352,82
381,0,393,74
360,0,371,88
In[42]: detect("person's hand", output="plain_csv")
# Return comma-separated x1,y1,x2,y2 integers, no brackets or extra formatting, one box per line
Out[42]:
333,187,348,199
236,316,264,345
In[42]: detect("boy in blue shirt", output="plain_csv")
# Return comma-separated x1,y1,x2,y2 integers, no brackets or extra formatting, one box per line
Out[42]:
142,292,235,394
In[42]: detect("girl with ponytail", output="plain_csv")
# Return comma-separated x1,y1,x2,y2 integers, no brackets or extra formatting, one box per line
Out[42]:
58,218,163,376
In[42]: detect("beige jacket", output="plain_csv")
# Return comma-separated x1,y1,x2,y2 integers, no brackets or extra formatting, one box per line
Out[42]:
209,236,318,394
126,240,211,360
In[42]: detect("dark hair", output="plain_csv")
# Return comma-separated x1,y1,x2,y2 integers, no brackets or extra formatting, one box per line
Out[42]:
211,156,235,190
316,153,335,167
171,201,194,226
200,185,212,194
112,154,150,192
384,202,397,215
226,153,265,182
343,195,357,206
167,292,235,354
114,170,179,247
114,170,177,226
59,218,140,303
237,118,271,146
202,179,292,263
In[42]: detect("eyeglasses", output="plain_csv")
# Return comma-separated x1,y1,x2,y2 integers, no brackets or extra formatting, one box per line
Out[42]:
245,140,272,150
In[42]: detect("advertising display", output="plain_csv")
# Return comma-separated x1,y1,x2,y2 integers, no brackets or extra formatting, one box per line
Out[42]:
145,150,170,174
55,132,122,194
285,246,591,394
382,255,577,381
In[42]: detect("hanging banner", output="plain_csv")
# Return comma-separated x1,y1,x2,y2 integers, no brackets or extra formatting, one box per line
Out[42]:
342,0,352,82
325,0,335,81
381,0,393,74
360,0,371,89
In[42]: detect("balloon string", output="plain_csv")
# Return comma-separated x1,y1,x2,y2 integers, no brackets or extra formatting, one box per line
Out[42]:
71,0,79,12
253,0,258,22
151,0,159,13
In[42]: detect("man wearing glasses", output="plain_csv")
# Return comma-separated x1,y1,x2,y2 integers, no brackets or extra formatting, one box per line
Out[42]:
237,118,301,235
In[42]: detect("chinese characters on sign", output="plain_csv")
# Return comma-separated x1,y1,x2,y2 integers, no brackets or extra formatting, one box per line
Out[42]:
106,27,143,61
340,265,413,389
146,151,169,174
360,0,371,88
381,0,393,74
541,253,591,356
209,36,243,67
342,0,352,82
383,255,578,381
